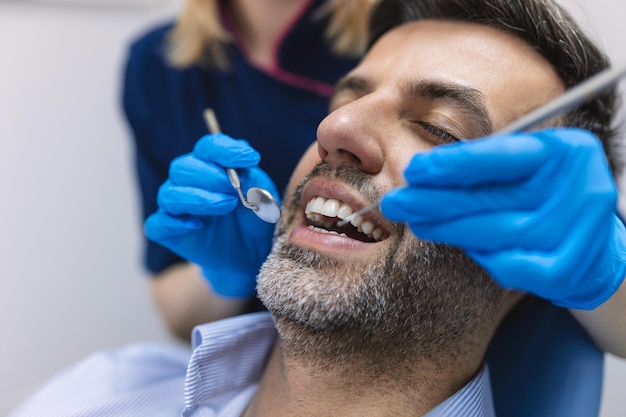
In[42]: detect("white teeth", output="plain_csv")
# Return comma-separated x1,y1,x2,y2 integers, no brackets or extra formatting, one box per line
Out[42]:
309,213,322,223
350,214,364,228
306,197,325,215
308,225,347,237
304,196,384,242
321,199,340,217
360,221,374,236
337,204,353,219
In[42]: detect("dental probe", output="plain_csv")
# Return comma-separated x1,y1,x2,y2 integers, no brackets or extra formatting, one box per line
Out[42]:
336,61,626,227
203,108,282,223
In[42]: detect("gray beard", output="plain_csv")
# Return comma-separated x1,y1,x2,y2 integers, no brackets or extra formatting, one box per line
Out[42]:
257,162,505,373
256,230,505,372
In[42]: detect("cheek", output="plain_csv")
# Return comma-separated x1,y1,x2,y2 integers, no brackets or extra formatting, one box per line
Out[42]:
284,143,320,196
385,138,431,186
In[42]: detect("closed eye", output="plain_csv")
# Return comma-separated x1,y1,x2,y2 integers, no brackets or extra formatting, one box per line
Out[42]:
416,121,461,144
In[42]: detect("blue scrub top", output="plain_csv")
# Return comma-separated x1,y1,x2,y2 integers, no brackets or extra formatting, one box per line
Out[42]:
121,0,359,275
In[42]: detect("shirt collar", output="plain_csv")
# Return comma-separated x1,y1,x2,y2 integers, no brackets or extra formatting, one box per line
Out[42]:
183,312,277,416
425,365,495,417
183,312,493,417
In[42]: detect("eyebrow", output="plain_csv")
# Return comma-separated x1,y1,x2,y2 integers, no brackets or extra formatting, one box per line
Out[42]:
404,79,494,137
332,76,370,103
333,75,494,138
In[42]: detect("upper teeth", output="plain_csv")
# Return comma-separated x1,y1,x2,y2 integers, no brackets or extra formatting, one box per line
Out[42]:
305,196,384,241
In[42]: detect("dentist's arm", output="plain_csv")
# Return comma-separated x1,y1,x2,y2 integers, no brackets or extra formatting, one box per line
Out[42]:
570,278,626,357
145,133,279,340
381,128,626,357
150,263,250,341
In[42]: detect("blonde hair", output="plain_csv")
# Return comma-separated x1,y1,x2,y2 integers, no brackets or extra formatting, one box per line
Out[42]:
166,0,377,70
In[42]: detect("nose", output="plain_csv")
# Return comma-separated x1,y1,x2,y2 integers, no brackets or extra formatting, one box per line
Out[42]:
316,97,385,175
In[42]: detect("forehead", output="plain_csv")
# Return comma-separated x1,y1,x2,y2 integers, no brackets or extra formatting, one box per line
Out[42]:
356,20,564,127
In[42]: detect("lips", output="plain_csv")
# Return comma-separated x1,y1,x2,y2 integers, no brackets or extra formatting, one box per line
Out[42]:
304,196,385,242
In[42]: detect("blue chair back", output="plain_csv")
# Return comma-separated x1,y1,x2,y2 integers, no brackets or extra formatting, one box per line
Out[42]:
487,299,604,417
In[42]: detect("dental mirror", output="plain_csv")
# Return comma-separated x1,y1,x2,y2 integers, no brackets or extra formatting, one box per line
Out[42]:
203,108,282,224
246,187,282,223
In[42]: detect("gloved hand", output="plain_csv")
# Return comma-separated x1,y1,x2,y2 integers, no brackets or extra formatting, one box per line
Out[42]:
144,133,279,298
381,128,626,310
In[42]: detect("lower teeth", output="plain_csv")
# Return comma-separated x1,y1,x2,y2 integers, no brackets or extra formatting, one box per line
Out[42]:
308,225,346,237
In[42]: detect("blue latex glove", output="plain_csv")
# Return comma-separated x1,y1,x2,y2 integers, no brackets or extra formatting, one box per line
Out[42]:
144,133,280,298
381,128,626,310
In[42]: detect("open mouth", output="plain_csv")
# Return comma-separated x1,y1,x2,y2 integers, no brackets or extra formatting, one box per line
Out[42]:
304,196,386,242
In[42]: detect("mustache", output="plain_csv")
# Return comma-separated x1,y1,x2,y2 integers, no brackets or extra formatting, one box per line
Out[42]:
277,161,405,239
290,161,384,208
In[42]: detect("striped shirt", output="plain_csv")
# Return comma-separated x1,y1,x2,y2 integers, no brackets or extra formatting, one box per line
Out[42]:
9,312,494,417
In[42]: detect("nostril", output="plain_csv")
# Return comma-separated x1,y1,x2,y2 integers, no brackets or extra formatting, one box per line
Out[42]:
321,147,363,168
316,109,384,174
317,142,328,160
338,149,361,165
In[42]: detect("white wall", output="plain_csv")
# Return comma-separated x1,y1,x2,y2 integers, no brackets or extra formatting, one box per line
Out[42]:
0,1,183,413
0,0,624,416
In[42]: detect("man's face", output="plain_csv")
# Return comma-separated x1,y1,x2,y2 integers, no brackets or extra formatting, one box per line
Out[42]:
257,20,562,359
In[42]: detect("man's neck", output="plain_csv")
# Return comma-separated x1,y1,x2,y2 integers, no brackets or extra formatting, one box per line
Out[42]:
243,341,481,417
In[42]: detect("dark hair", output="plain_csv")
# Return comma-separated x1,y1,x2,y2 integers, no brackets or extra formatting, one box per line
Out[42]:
368,0,623,177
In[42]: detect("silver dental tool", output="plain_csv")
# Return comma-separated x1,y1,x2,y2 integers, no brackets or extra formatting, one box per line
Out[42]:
203,108,281,224
336,61,626,227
